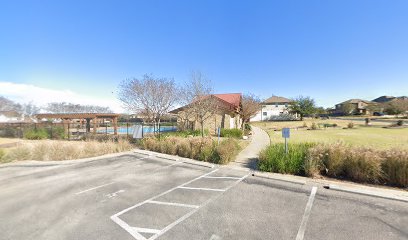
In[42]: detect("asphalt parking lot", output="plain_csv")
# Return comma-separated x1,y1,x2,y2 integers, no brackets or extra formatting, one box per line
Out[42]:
0,153,407,240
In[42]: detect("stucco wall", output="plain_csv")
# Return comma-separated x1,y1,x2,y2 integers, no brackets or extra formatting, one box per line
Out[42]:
176,111,240,133
250,104,291,122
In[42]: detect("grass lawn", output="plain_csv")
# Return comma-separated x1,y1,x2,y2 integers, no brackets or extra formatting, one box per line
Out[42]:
252,119,408,150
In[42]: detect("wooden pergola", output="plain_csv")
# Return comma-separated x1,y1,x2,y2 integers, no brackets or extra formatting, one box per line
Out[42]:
36,113,120,135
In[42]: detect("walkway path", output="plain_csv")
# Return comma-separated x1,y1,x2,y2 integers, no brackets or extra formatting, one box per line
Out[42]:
231,125,270,170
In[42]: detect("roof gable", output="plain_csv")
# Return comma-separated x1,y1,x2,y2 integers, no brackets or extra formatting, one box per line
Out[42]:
213,93,242,108
263,96,292,104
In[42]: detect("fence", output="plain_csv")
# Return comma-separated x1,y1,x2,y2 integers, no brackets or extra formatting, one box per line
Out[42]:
0,121,177,140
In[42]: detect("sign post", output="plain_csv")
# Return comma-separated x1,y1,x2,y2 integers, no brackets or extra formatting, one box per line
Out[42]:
282,128,290,154
217,127,221,145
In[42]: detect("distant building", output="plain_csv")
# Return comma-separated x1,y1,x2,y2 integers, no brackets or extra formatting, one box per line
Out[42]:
334,99,373,115
250,96,295,121
0,110,23,122
372,96,396,103
170,93,242,134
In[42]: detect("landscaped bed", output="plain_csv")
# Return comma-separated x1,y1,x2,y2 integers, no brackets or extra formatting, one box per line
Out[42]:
259,142,408,188
0,139,134,163
140,136,242,164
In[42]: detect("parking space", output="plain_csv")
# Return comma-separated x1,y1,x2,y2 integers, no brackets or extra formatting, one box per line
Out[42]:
0,153,407,240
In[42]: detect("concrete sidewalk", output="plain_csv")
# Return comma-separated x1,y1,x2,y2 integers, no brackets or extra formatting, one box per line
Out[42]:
231,125,270,169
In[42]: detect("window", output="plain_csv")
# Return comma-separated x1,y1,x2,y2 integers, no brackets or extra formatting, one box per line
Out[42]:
263,112,267,116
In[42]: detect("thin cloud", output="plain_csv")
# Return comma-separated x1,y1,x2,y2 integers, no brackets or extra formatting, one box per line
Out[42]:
0,82,124,113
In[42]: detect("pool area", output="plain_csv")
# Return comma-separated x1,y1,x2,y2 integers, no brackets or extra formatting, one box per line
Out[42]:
97,125,177,134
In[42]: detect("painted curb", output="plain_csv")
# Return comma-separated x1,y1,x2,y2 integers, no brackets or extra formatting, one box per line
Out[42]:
326,184,408,203
133,149,215,169
251,171,306,185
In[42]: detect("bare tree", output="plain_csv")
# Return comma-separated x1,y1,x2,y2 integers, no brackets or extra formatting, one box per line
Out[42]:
240,93,261,129
181,71,217,137
20,102,41,118
0,96,21,112
118,74,180,133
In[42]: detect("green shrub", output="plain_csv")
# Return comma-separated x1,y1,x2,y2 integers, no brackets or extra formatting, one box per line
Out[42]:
347,122,354,129
259,143,315,175
49,126,65,139
259,141,408,188
0,149,5,162
397,120,404,126
23,128,49,140
198,141,218,162
321,123,337,128
0,127,19,138
244,124,251,131
220,128,243,139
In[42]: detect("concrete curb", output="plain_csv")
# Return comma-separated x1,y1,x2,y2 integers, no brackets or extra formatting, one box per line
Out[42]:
325,184,408,203
0,150,139,168
251,171,306,185
133,149,215,169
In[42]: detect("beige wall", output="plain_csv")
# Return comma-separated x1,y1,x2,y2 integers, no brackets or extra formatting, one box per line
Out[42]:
176,111,241,134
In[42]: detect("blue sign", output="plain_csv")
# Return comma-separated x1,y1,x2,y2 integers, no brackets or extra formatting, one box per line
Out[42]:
282,128,290,138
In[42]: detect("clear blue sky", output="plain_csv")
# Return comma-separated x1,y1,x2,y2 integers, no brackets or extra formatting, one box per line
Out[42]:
1,0,407,111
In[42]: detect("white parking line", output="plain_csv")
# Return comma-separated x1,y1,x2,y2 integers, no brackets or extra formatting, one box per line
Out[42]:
111,169,220,240
177,186,226,192
132,227,160,234
75,182,115,195
147,200,199,209
149,173,250,240
203,176,241,180
295,186,317,240
110,170,250,240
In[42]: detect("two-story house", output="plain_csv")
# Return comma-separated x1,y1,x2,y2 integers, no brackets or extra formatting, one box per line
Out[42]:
335,99,373,115
250,96,294,121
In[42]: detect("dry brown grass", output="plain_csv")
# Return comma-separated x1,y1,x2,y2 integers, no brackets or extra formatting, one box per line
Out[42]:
0,139,134,163
141,136,241,164
307,142,408,187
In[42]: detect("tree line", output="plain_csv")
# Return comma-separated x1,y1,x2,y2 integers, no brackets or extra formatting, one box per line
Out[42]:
0,96,112,119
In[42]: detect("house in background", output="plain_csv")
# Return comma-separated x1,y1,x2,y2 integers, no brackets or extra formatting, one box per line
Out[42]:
372,95,408,104
250,96,294,122
0,110,23,122
334,99,374,115
170,93,242,134
372,96,396,103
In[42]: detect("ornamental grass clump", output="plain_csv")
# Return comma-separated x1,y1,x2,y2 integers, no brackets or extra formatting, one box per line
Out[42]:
141,136,240,164
381,149,408,187
2,139,133,162
259,143,315,175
